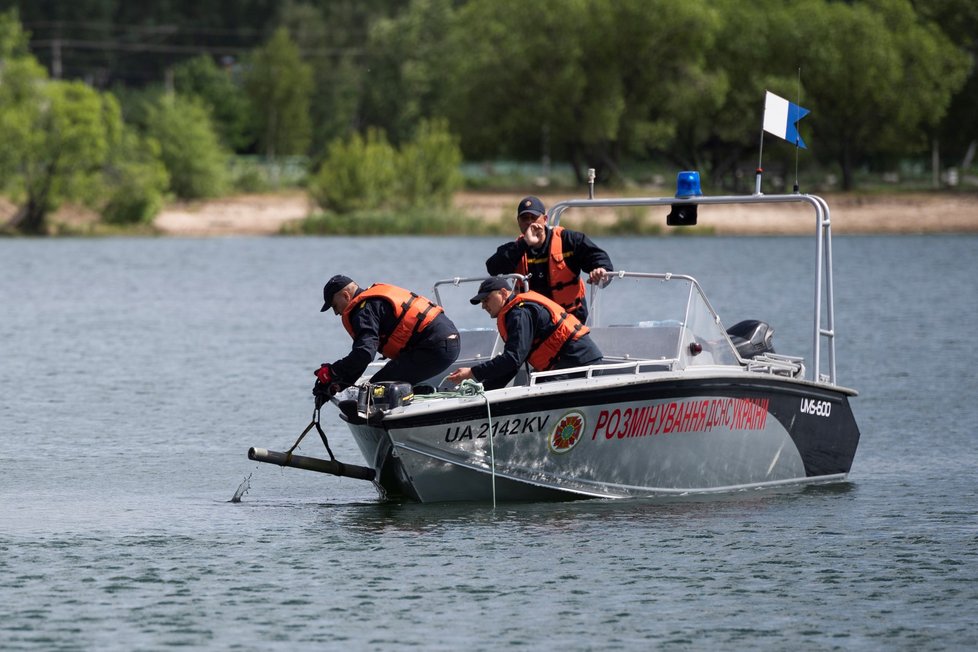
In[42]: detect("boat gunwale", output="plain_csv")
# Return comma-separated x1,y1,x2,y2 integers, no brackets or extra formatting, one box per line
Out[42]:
337,368,858,429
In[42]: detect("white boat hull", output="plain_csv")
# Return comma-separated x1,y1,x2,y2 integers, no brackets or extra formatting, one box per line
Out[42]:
341,374,860,503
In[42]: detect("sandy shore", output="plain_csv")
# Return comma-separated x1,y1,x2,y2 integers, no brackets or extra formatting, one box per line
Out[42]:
146,189,978,236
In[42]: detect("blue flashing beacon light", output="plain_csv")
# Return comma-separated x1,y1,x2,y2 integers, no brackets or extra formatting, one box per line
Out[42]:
675,170,702,198
668,170,701,226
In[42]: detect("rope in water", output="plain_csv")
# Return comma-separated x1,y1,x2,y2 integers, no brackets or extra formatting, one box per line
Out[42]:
419,379,496,508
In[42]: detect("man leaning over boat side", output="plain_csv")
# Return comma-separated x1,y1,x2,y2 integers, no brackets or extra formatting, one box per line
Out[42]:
485,195,613,324
313,275,461,397
446,277,603,391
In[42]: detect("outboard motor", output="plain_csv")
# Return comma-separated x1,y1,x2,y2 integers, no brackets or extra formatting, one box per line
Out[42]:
356,381,415,419
726,320,775,359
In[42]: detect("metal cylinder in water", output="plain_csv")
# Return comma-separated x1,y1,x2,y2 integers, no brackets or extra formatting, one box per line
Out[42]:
248,447,375,481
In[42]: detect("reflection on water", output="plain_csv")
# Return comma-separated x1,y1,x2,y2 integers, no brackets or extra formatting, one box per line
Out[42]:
327,482,858,536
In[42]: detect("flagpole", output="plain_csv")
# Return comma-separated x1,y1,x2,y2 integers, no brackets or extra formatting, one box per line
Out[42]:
756,97,766,195
793,69,802,193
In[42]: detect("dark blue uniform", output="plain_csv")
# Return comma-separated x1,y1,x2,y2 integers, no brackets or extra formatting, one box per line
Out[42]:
470,297,603,391
486,226,613,324
333,289,460,386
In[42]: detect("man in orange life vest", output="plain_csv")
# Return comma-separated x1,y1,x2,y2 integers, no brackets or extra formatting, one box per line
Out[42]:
314,275,460,394
446,277,603,391
486,195,613,324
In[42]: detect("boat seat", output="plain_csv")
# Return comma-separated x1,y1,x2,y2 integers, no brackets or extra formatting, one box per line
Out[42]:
726,320,775,359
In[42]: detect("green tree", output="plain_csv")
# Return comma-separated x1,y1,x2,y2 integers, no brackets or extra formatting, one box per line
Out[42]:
362,0,456,146
437,0,720,184
439,0,586,167
597,0,725,179
914,0,978,169
0,10,169,233
798,0,969,189
308,119,462,213
172,54,255,152
100,127,170,225
0,9,42,180
309,128,397,213
244,26,313,159
144,93,229,199
394,118,463,208
673,0,791,188
0,69,123,233
0,5,27,55
276,1,364,154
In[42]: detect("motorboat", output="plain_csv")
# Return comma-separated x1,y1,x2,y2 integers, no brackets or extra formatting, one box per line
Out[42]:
250,177,861,503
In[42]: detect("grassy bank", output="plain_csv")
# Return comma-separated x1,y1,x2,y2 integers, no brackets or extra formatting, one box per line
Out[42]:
285,204,685,237
283,209,511,236
6,187,978,237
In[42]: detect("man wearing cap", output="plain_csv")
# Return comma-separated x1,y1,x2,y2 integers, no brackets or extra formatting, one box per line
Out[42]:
314,275,460,394
445,278,603,391
485,195,613,324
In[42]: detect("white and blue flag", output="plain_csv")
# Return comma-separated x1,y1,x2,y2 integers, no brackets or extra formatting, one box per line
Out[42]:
763,91,810,149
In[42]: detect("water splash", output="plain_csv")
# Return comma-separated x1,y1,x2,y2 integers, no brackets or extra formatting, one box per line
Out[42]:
230,473,252,503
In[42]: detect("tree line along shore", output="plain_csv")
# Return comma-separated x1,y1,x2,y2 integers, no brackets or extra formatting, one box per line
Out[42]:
2,3,976,236
49,190,977,237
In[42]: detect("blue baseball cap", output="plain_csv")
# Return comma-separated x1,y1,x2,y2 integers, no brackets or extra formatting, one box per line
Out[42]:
321,275,354,311
516,196,546,219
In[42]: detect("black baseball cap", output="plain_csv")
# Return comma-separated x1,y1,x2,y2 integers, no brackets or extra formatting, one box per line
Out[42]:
469,277,511,304
516,196,546,219
321,274,354,311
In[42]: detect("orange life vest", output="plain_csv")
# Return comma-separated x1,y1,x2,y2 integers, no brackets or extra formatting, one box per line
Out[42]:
496,291,590,371
516,226,586,317
341,284,444,359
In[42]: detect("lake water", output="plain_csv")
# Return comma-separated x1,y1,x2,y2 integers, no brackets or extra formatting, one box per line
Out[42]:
2,233,976,650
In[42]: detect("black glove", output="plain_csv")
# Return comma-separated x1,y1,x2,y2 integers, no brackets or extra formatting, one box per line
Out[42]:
312,380,335,399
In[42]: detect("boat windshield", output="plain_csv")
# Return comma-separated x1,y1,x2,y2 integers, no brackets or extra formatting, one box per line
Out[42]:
587,273,741,368
428,272,741,385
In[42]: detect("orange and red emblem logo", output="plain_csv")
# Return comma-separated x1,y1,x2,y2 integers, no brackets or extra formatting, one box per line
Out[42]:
549,411,585,454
